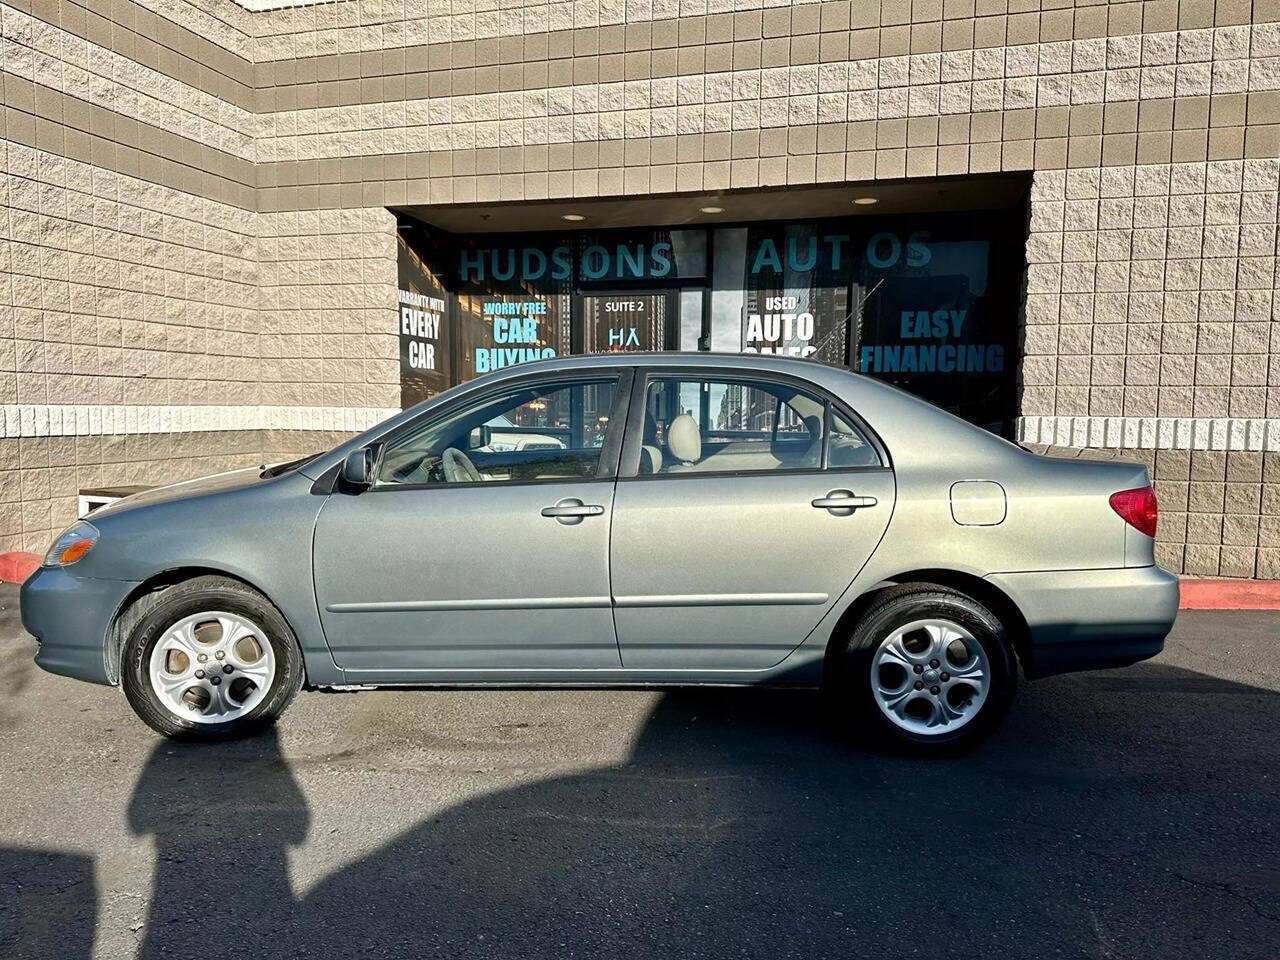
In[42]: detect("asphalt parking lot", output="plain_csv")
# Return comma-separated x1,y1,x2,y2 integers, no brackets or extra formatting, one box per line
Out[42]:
0,583,1276,960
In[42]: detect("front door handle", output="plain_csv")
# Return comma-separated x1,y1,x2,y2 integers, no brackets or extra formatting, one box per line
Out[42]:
812,490,878,514
541,498,605,525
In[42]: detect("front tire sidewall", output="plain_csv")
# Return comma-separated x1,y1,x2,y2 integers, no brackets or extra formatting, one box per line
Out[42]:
122,582,302,740
841,589,1017,752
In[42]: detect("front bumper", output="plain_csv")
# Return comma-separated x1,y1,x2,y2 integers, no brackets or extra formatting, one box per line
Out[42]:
20,567,139,686
986,565,1179,679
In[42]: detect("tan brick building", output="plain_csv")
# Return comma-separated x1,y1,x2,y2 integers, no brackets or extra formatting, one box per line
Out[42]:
1,0,1278,576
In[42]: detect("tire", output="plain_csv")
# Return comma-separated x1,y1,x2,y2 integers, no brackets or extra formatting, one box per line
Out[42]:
828,584,1019,754
120,575,305,740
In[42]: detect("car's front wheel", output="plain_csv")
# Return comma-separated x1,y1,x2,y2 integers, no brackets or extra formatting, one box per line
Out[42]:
832,584,1019,752
120,575,304,739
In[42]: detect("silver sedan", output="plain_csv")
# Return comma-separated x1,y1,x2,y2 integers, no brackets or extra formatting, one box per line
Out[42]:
20,353,1178,752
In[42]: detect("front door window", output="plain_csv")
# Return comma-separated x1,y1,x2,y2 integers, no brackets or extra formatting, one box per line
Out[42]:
376,378,619,486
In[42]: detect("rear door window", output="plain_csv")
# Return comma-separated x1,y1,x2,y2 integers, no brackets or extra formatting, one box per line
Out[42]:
638,377,835,475
826,409,880,468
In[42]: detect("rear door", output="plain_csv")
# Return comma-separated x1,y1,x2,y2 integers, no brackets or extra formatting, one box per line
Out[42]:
609,369,895,671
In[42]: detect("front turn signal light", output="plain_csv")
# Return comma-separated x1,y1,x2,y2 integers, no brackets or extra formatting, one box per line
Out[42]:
42,521,100,568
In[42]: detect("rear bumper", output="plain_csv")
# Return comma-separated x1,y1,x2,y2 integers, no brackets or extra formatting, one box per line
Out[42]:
19,567,138,686
986,565,1179,679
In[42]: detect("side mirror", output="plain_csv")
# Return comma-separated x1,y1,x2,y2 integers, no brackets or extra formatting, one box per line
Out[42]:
342,446,376,488
468,425,492,450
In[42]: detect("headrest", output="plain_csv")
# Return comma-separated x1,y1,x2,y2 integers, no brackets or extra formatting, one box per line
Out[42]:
667,414,701,464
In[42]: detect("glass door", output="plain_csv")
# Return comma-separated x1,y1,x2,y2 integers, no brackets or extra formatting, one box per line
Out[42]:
578,291,679,354
707,224,854,364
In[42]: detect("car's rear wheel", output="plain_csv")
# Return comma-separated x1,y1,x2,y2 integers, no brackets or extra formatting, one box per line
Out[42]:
831,584,1018,753
120,576,304,740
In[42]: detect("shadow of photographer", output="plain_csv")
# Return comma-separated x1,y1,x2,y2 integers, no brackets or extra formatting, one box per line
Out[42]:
126,728,308,960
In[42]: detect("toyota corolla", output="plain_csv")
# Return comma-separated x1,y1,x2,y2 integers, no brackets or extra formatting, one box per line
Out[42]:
21,353,1178,751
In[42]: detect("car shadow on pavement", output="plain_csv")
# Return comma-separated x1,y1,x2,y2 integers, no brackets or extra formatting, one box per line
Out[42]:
4,661,1279,960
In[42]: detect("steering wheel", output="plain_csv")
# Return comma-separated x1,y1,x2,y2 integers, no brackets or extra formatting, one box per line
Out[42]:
441,447,483,483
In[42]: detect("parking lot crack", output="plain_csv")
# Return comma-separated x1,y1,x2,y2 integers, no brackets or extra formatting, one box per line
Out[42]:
1170,871,1280,924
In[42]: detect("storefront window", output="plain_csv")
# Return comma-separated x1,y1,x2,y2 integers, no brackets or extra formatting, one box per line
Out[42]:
452,233,575,384
397,232,454,407
855,225,1014,433
455,290,572,381
581,292,675,352
396,208,1022,435
574,229,706,353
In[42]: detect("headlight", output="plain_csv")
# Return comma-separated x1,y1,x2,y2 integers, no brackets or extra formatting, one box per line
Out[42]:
42,521,100,567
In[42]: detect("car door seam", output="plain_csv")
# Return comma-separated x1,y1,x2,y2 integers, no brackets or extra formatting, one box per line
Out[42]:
308,493,347,683
790,467,900,658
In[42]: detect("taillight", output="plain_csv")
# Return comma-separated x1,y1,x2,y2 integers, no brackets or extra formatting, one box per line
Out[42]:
1109,486,1158,538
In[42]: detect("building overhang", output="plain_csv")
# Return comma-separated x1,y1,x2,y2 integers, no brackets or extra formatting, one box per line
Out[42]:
393,173,1033,236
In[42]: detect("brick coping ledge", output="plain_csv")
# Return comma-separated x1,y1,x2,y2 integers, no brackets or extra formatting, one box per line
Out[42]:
0,551,1277,609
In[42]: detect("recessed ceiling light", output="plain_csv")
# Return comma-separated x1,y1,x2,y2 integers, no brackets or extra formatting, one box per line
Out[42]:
561,213,586,221
699,205,724,214
852,197,878,206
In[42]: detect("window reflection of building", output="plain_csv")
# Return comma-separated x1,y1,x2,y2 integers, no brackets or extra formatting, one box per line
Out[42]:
396,233,453,407
582,294,669,353
457,289,570,381
715,384,775,434
738,224,851,363
856,237,1005,431
503,383,613,449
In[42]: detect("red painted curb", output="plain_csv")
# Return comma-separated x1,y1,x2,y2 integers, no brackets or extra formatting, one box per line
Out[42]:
1179,578,1280,611
0,552,41,585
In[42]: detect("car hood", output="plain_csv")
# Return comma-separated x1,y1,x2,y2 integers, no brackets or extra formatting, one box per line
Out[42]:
90,466,268,517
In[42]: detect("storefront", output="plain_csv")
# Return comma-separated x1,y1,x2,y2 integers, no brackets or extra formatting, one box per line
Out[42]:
396,200,1027,436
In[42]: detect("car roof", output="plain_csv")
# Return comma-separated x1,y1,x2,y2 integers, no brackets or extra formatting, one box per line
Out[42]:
478,351,861,378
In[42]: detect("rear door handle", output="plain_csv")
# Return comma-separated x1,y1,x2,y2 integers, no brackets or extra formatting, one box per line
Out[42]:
812,490,878,513
541,498,605,524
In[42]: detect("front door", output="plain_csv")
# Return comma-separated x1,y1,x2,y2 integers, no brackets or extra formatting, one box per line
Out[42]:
313,374,629,677
609,372,895,671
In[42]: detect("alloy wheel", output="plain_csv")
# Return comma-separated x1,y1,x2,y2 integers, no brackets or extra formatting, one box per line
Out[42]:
870,618,990,736
148,611,276,724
